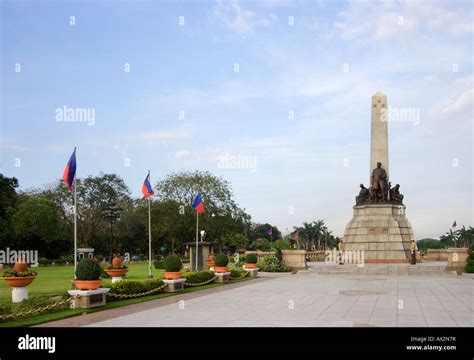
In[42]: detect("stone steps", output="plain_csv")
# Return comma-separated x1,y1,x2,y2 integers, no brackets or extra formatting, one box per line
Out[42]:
305,265,457,276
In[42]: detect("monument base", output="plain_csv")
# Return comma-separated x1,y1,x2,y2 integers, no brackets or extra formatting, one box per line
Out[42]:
163,278,186,293
213,272,230,283
343,204,419,263
67,288,110,309
12,287,28,303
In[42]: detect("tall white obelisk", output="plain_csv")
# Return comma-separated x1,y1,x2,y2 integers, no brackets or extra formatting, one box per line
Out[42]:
343,92,416,263
370,92,389,182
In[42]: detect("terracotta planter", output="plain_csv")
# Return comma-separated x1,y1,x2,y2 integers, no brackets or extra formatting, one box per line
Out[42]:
3,276,36,287
73,279,102,290
213,266,228,273
244,263,257,268
112,255,122,268
205,261,216,268
104,268,128,278
14,262,28,273
163,272,182,280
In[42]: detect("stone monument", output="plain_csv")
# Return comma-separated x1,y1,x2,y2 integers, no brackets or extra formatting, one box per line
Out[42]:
343,92,417,263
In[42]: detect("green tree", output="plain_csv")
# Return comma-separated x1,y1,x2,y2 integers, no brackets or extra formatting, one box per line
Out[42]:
11,197,70,258
156,171,251,253
29,173,132,256
416,238,445,254
249,223,281,241
271,238,292,251
249,238,271,252
0,174,19,217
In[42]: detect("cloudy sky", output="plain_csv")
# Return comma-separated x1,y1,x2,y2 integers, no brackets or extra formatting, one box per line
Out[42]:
1,0,472,239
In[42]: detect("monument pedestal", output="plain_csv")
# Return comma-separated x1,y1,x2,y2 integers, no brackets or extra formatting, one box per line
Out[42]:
213,272,230,283
12,287,28,303
67,288,110,309
343,204,418,263
163,278,186,293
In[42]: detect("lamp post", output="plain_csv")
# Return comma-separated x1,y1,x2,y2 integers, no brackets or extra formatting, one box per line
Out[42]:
101,201,122,262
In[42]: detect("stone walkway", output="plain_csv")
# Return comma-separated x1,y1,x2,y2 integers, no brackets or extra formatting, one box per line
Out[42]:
46,275,473,327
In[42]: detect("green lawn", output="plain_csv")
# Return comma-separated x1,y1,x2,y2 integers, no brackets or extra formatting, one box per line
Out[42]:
0,263,253,327
0,263,163,305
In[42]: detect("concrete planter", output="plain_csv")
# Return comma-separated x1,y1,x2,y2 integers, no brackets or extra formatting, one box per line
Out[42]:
446,248,468,274
281,250,307,270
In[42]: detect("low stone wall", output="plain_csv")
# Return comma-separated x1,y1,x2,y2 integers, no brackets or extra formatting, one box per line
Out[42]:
446,248,468,274
244,251,275,257
281,250,307,270
424,249,449,261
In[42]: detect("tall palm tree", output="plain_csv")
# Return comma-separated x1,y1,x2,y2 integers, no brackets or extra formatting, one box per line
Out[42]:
292,226,304,250
446,229,459,247
302,222,315,251
312,219,327,250
322,230,333,250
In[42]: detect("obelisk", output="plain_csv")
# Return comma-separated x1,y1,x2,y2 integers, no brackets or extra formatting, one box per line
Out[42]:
370,92,389,182
342,92,416,263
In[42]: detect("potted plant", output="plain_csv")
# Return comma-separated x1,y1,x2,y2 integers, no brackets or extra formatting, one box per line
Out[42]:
244,253,258,268
2,268,37,288
73,258,102,290
104,254,128,278
162,255,183,280
214,254,229,273
205,253,216,268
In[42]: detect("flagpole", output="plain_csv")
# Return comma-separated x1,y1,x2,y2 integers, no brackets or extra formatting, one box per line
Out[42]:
73,151,77,278
148,170,153,279
195,211,199,271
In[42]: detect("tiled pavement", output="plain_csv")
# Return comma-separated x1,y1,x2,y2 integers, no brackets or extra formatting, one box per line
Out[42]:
68,275,474,327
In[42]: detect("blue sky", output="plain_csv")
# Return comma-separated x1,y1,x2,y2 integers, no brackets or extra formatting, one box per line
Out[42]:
1,0,472,239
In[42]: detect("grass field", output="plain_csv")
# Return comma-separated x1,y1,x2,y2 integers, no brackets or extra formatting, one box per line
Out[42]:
0,263,252,327
0,263,163,305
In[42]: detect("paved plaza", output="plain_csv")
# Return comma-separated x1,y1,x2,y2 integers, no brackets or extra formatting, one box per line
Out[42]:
43,274,473,327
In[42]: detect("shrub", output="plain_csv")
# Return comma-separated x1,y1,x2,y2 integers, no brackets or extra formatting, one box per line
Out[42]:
109,279,164,295
259,256,292,273
154,259,165,269
182,270,215,285
15,295,66,313
275,248,283,261
271,239,292,251
250,238,271,252
215,254,229,267
75,258,101,280
182,257,190,264
245,253,258,264
2,269,37,277
163,255,182,272
465,246,474,273
230,269,246,278
38,258,53,266
238,254,247,263
0,304,11,316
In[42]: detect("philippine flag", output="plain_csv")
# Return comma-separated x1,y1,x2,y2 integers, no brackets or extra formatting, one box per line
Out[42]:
192,193,205,213
142,173,154,198
62,149,77,191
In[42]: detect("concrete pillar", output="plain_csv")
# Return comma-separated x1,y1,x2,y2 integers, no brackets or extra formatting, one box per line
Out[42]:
370,92,389,182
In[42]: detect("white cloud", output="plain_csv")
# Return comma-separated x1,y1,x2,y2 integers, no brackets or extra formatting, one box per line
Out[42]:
334,0,472,40
136,131,189,142
440,89,474,114
213,1,277,35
